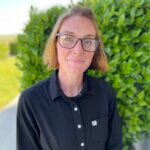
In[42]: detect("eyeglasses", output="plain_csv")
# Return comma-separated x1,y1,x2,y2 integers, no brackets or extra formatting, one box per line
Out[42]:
56,33,99,52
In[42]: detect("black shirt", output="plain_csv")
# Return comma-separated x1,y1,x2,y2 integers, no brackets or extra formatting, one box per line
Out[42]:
17,70,123,150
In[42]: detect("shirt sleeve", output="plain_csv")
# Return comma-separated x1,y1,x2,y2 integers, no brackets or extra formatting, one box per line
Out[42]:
16,92,42,150
105,87,123,150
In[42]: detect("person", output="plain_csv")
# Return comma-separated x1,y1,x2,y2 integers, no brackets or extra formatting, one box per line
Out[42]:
17,6,123,150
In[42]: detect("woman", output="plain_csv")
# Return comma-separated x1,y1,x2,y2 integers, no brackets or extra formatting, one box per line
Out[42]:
17,6,123,150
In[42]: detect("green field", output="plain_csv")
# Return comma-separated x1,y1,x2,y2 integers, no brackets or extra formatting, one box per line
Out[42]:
0,34,22,109
0,56,22,109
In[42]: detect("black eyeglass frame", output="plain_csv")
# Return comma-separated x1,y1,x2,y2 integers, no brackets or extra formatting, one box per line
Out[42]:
56,33,100,52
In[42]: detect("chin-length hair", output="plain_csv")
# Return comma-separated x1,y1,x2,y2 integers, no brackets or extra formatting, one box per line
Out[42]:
43,6,109,72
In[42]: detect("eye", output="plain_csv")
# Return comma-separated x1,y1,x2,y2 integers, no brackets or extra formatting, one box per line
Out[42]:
63,35,74,42
84,39,93,45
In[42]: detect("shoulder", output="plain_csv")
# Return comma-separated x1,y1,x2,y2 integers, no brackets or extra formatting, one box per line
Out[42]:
21,77,50,98
18,77,50,107
87,74,114,93
86,74,116,104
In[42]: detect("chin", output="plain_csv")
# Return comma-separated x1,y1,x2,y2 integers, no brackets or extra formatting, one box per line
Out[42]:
67,65,87,74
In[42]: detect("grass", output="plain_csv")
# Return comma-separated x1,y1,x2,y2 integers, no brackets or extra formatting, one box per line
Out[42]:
0,56,22,109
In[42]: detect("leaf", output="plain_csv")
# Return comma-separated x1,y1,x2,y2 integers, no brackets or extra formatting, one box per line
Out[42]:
136,8,144,17
113,35,119,45
140,32,150,43
130,8,136,18
132,29,142,38
138,100,147,106
121,33,130,42
137,91,144,99
133,51,143,57
118,14,125,26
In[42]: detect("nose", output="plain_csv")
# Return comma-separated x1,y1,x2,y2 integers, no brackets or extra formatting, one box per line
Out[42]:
72,40,84,55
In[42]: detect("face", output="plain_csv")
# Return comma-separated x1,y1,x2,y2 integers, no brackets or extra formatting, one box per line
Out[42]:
56,15,96,75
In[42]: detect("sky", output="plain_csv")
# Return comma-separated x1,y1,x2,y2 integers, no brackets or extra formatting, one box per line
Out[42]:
0,0,79,35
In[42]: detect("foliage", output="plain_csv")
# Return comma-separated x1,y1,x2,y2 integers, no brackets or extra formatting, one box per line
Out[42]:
16,6,66,90
82,0,150,149
15,0,150,149
10,42,18,55
0,56,21,109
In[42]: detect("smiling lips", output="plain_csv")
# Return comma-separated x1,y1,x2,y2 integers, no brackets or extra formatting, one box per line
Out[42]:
67,59,84,63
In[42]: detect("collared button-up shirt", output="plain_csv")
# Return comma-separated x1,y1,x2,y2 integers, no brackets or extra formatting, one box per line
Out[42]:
17,70,123,150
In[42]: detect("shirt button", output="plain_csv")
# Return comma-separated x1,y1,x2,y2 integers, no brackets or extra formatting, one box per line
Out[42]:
77,124,82,129
80,142,85,147
74,107,78,111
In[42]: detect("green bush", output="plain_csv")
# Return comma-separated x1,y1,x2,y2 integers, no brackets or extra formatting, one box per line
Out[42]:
10,42,18,55
82,0,150,149
16,6,66,89
16,1,150,149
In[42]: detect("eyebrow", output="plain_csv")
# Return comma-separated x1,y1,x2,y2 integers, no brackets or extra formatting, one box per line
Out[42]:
61,31,96,38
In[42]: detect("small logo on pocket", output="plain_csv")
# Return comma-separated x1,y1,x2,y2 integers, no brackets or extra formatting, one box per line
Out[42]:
91,120,97,127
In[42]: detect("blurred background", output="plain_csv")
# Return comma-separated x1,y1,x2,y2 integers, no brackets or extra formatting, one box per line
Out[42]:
0,0,150,150
0,0,79,110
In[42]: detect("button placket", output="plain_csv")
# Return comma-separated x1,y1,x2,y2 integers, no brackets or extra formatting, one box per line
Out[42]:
71,103,86,149
80,142,85,147
77,124,82,129
74,107,78,111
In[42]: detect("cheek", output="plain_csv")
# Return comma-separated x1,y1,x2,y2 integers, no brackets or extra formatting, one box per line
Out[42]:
57,45,69,64
57,49,64,66
85,53,94,65
57,44,63,65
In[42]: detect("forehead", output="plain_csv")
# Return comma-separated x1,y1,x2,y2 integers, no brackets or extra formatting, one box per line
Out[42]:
59,15,96,37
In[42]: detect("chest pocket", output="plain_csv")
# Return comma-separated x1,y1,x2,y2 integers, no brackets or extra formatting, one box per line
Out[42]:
90,117,108,142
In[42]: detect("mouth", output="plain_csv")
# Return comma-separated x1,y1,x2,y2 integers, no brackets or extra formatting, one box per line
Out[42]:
67,59,84,63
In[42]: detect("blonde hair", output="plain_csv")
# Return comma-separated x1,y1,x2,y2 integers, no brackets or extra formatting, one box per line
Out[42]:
43,6,109,72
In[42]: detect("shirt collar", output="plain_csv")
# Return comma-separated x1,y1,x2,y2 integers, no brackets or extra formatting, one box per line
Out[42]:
49,70,95,101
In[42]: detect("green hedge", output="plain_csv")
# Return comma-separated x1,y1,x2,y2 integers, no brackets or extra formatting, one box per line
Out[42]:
16,1,150,149
16,6,66,89
9,42,18,55
83,0,150,149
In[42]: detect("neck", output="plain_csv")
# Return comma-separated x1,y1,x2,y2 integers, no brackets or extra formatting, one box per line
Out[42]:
58,69,83,97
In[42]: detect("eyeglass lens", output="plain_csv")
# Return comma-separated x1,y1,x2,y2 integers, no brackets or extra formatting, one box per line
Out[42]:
58,34,98,52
